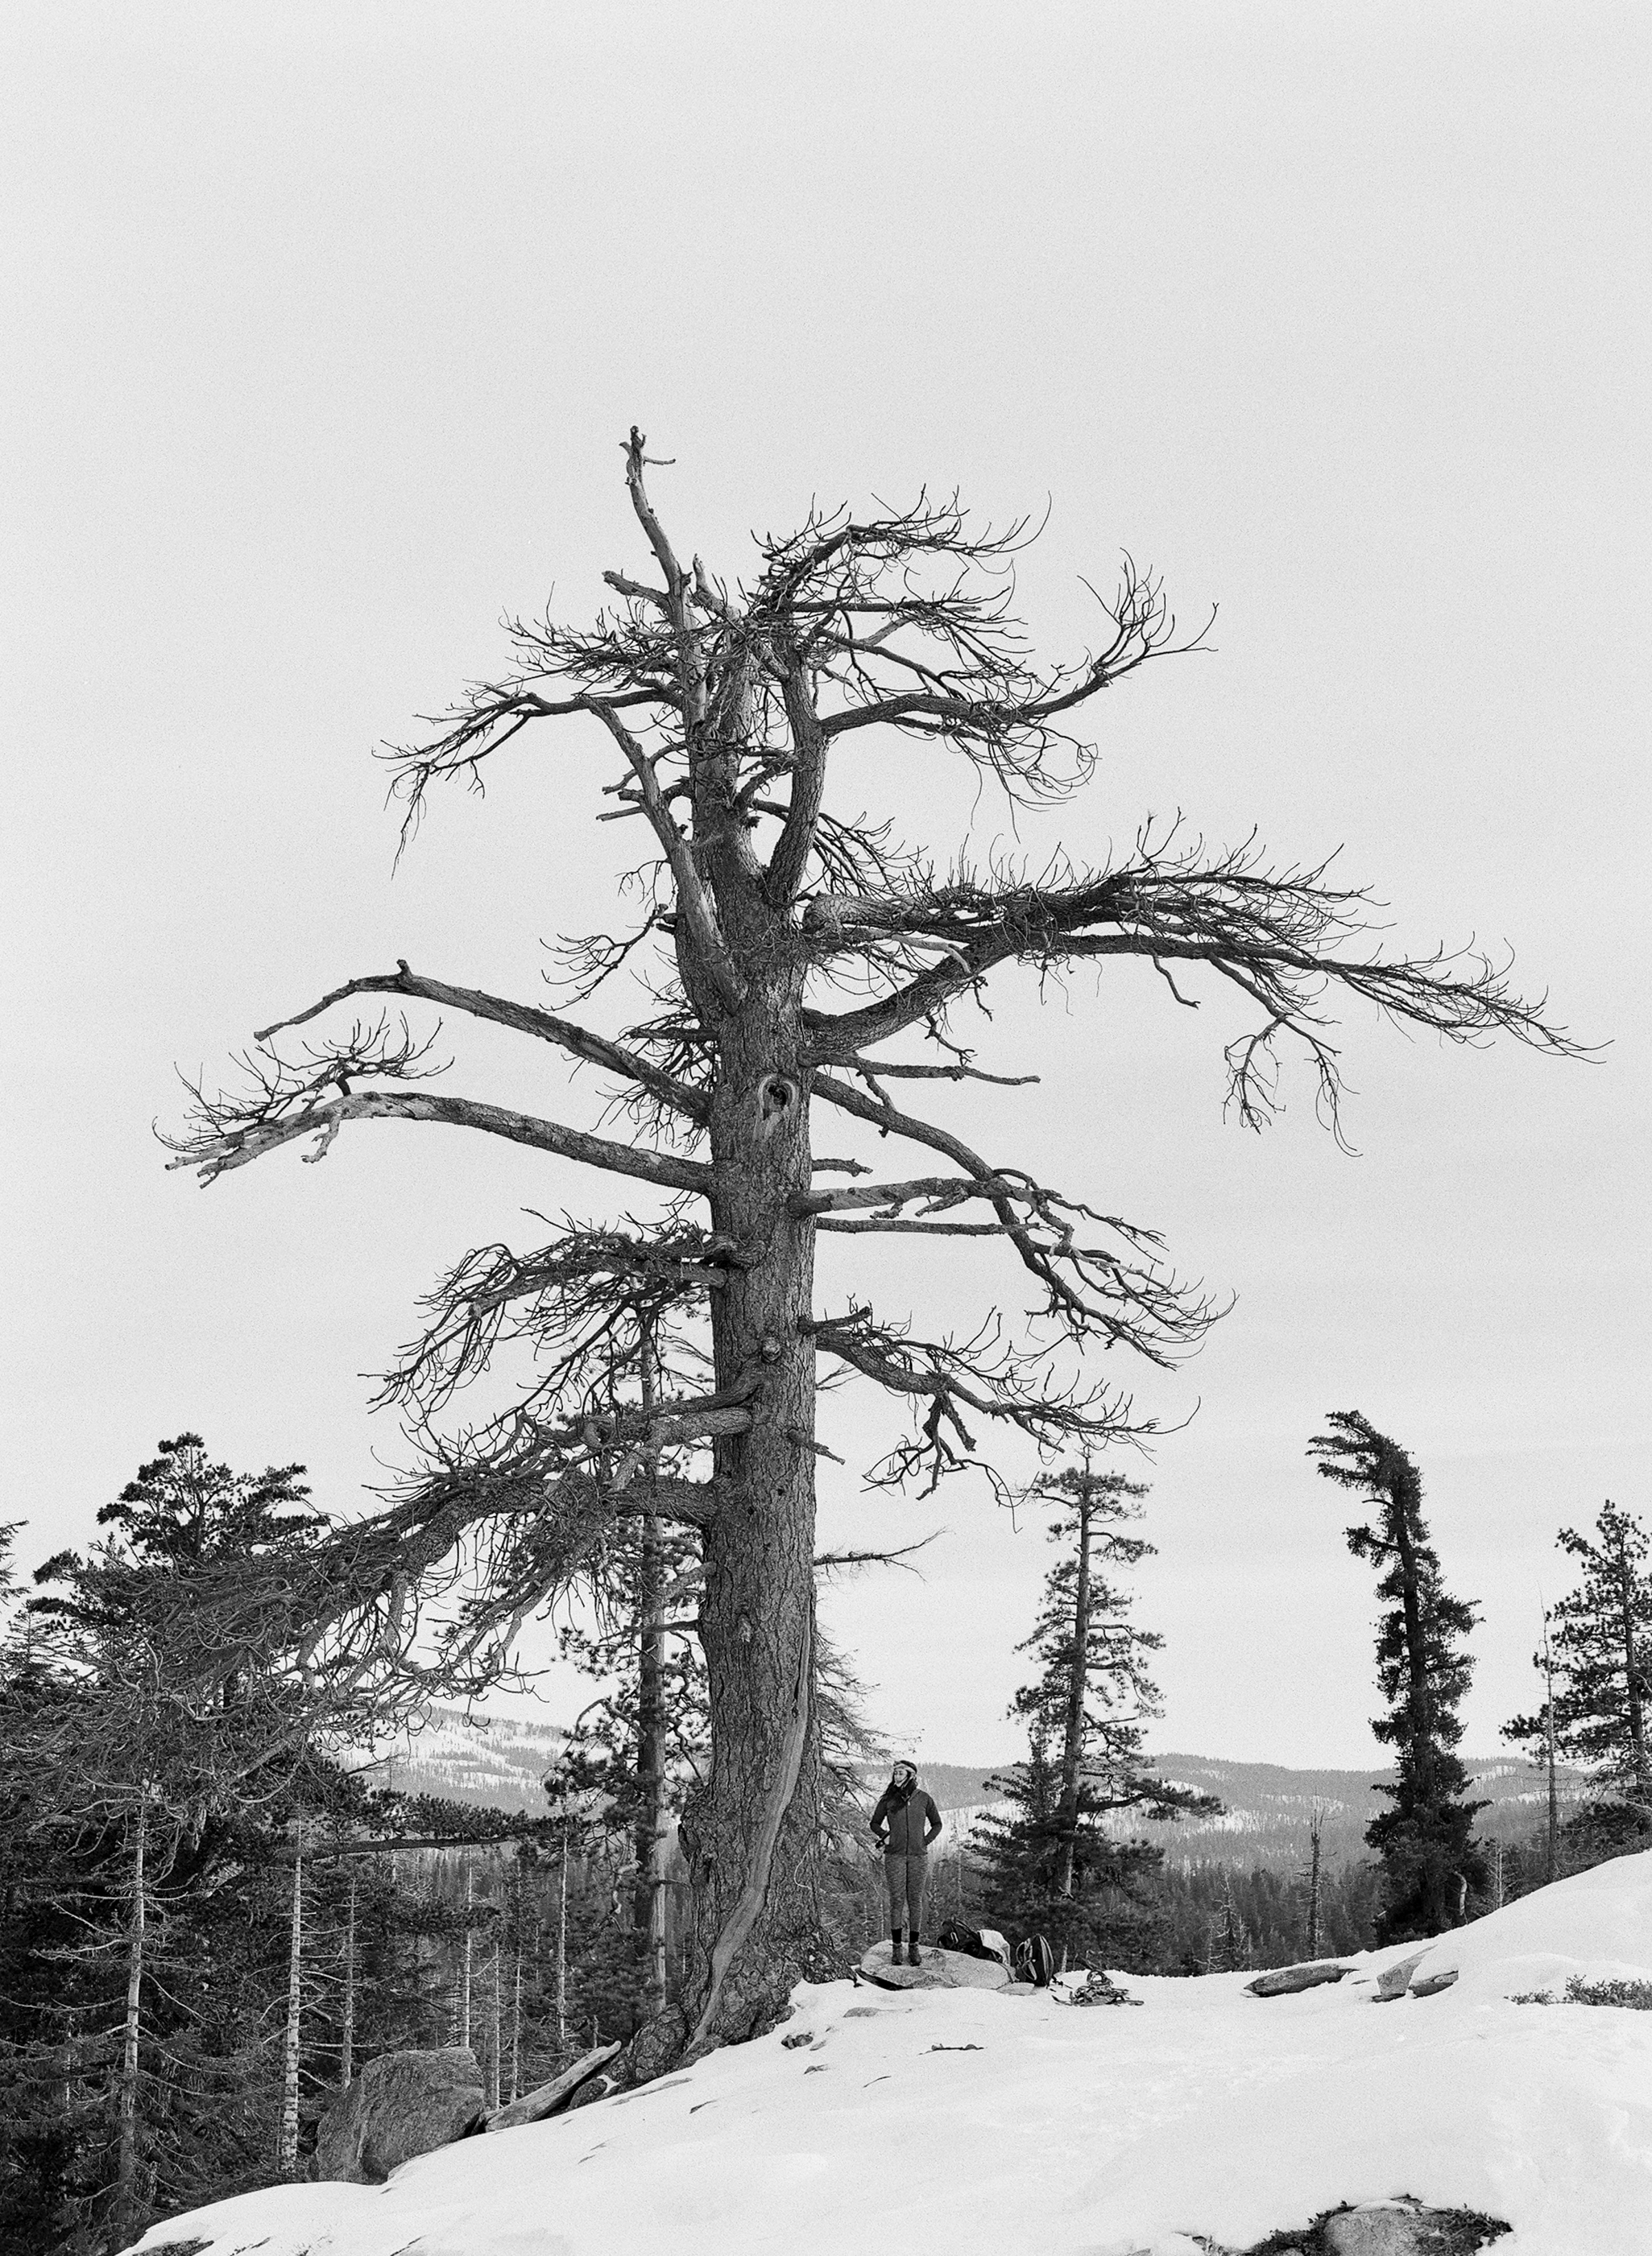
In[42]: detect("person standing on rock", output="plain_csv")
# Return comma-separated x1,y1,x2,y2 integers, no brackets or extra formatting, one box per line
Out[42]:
869,1760,944,1965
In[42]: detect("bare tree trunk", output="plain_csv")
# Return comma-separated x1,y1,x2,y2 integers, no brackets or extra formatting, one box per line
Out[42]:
1387,1488,1448,1929
1306,1800,1324,1958
460,1862,473,2054
1056,1479,1094,1897
555,1824,569,2061
340,1871,357,2089
488,1941,501,2110
635,1329,670,2015
666,990,820,2066
510,1935,522,2104
113,1796,147,2250
279,1835,303,2173
1541,1608,1560,1885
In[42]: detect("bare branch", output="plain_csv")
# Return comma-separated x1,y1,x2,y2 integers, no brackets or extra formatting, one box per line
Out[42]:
587,697,747,1014
165,1078,712,1196
253,962,708,1125
809,1069,1212,1356
804,830,1582,1141
812,1535,940,1578
809,1305,1144,1496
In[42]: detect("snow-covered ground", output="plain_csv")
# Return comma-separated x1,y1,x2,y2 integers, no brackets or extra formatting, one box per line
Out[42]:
138,1852,1652,2256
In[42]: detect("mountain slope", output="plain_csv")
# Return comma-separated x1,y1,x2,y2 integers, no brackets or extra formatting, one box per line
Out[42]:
135,1851,1652,2256
858,1753,1587,1867
375,1716,1582,1867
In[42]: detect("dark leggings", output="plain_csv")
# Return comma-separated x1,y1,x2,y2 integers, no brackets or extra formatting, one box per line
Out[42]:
885,1851,927,1932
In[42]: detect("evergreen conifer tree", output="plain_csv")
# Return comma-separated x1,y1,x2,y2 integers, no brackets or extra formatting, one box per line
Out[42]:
1505,1501,1652,1850
975,1461,1216,1970
1311,1411,1485,1941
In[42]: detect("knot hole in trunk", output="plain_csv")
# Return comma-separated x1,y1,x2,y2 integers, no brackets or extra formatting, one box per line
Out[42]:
757,1075,798,1139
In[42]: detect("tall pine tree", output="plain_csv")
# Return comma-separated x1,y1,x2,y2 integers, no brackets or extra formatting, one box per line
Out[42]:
1311,1411,1485,1942
975,1461,1216,1969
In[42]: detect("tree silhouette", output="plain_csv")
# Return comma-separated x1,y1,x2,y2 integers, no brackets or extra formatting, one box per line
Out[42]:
1311,1411,1485,1939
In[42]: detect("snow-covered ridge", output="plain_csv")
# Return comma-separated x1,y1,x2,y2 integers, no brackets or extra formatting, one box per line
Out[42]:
356,1707,570,1813
363,1716,1587,1864
136,1850,1652,2256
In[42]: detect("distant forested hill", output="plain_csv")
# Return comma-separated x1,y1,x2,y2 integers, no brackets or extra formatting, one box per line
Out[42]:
373,1714,1583,1867
851,1753,1587,1868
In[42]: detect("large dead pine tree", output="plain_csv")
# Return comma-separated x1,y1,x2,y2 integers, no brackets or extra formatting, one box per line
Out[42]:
167,430,1575,2071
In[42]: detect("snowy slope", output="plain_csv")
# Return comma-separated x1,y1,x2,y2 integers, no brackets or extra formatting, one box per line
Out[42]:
136,1853,1652,2256
359,1707,569,1811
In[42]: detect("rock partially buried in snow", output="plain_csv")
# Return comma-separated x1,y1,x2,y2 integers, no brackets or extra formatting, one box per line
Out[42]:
484,2041,622,2129
1316,2198,1509,2253
1245,1960,1351,1997
1373,1951,1430,2002
858,1941,1009,1991
314,2047,485,2183
1408,1968,1460,1998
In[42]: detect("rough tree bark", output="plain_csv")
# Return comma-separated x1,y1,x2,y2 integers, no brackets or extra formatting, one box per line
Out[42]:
634,1331,673,2016
166,432,1576,2070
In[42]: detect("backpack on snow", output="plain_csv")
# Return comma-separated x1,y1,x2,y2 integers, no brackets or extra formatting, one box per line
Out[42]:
1013,1933,1055,1988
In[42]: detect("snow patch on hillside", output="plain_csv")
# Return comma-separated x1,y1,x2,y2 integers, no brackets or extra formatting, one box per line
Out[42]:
138,1852,1652,2256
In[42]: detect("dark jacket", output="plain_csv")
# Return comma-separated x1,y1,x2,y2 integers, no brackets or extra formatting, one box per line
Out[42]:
871,1779,943,1856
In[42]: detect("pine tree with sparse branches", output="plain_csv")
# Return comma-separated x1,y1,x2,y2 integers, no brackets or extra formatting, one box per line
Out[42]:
975,1459,1217,1968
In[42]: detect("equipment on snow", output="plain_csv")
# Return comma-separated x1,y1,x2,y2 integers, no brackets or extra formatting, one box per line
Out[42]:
936,1921,1006,1964
1013,1935,1055,1988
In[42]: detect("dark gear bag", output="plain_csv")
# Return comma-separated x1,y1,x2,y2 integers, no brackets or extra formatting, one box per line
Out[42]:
935,1921,1000,1962
1013,1933,1055,1987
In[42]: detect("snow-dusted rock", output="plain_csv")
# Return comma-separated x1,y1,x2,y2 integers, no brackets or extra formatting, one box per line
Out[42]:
1373,1950,1429,2002
1245,1959,1351,1996
485,2041,621,2130
858,1940,1009,1991
314,2047,485,2182
1409,1968,1461,1998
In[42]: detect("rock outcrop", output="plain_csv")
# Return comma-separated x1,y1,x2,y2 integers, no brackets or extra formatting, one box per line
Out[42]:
1319,2198,1507,2252
485,2041,622,2130
858,1941,1009,1992
1374,1951,1430,2001
1245,1960,1351,1997
1242,2197,1510,2253
315,2047,485,2183
1409,1968,1460,1997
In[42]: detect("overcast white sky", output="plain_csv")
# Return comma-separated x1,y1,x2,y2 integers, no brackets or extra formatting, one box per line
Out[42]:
5,2,1648,1770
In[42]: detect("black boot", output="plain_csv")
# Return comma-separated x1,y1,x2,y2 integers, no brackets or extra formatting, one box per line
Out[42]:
891,1926,904,1964
909,1937,923,1966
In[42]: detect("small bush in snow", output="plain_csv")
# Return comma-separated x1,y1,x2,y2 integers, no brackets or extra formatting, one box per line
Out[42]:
1563,1974,1652,2009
